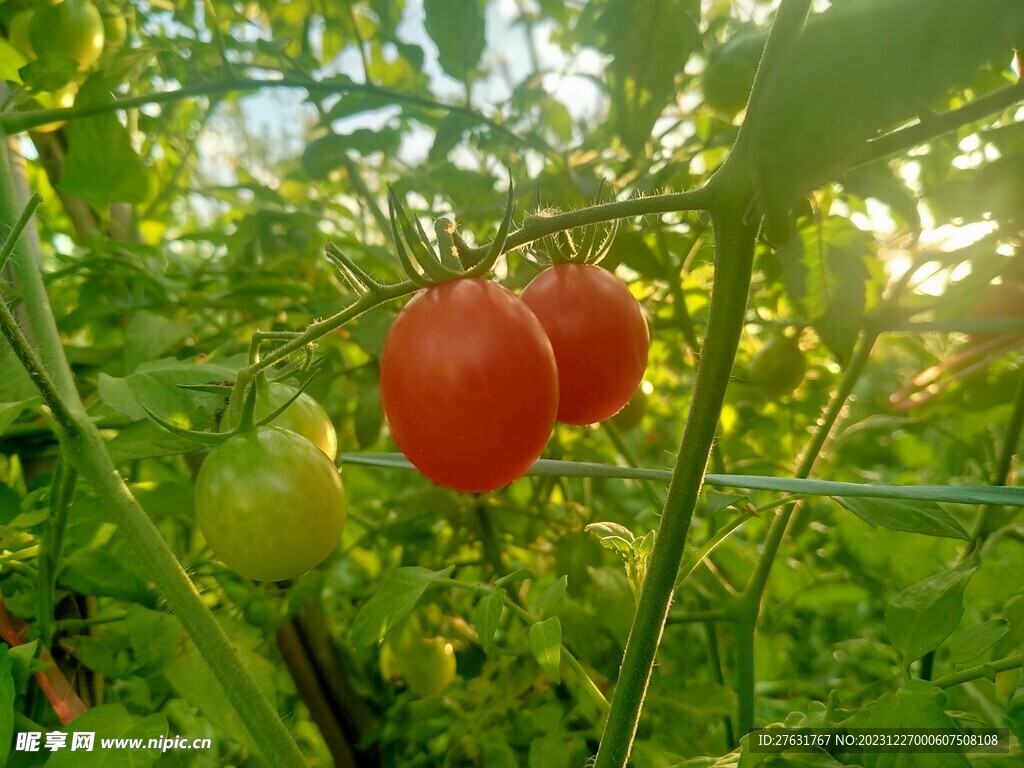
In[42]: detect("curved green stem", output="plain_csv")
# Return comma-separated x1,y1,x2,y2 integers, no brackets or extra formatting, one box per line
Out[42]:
0,137,307,767
37,461,77,649
594,198,757,767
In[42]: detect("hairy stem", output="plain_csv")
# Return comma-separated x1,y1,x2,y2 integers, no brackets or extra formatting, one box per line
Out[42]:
0,136,307,767
594,197,757,767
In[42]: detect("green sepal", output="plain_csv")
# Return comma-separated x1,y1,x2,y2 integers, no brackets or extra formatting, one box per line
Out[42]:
141,404,231,447
464,176,515,276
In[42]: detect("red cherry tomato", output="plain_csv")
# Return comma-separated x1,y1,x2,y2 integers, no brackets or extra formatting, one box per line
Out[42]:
520,264,649,425
380,278,559,493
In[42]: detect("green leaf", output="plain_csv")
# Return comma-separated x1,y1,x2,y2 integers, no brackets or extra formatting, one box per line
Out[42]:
0,400,35,438
705,490,747,518
835,497,969,540
885,553,979,664
429,112,478,164
123,311,192,373
533,576,568,616
586,520,635,543
61,75,148,208
993,593,1024,658
423,0,485,83
302,129,402,178
353,371,383,449
46,706,168,768
350,566,455,648
18,53,77,91
475,592,502,655
528,730,570,768
60,544,160,608
97,358,236,423
946,618,1010,665
843,680,970,768
0,39,30,84
590,0,700,148
0,646,13,767
1010,677,1024,746
750,0,1024,240
528,617,562,682
166,615,276,757
778,216,872,364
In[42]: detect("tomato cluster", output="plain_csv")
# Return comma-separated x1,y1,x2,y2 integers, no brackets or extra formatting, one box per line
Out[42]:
380,265,649,493
191,261,648,582
5,0,127,132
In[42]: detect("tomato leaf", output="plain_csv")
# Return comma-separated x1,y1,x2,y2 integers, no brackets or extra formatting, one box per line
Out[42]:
834,497,969,540
475,592,503,655
533,576,568,616
423,0,485,83
528,617,562,683
841,681,970,768
583,0,701,149
18,53,77,91
778,216,872,364
61,75,148,208
946,618,1010,665
884,553,979,665
60,545,160,608
749,0,1024,240
350,566,455,649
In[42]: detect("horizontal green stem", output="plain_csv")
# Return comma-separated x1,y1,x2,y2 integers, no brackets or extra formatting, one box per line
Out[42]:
340,453,1024,508
931,654,1024,689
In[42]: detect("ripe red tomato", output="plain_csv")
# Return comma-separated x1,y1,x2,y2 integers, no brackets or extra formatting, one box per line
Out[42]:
195,427,347,581
379,278,558,493
520,264,649,425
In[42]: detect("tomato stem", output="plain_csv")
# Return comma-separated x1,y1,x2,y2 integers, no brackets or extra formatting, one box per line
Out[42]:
594,197,757,767
0,135,309,768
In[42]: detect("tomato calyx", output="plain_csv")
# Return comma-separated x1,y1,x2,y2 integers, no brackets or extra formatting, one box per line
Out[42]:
386,178,515,288
521,210,619,272
143,370,325,449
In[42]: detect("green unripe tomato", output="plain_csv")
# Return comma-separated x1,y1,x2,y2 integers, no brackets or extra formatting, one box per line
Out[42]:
221,382,338,460
8,10,36,59
379,642,401,682
401,638,456,698
702,56,757,117
243,593,280,629
98,3,127,55
259,383,338,460
195,427,347,582
30,0,105,72
746,338,806,398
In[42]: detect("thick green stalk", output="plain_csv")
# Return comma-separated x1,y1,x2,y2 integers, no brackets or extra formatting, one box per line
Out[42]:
0,138,307,767
594,202,757,767
2,141,84,413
